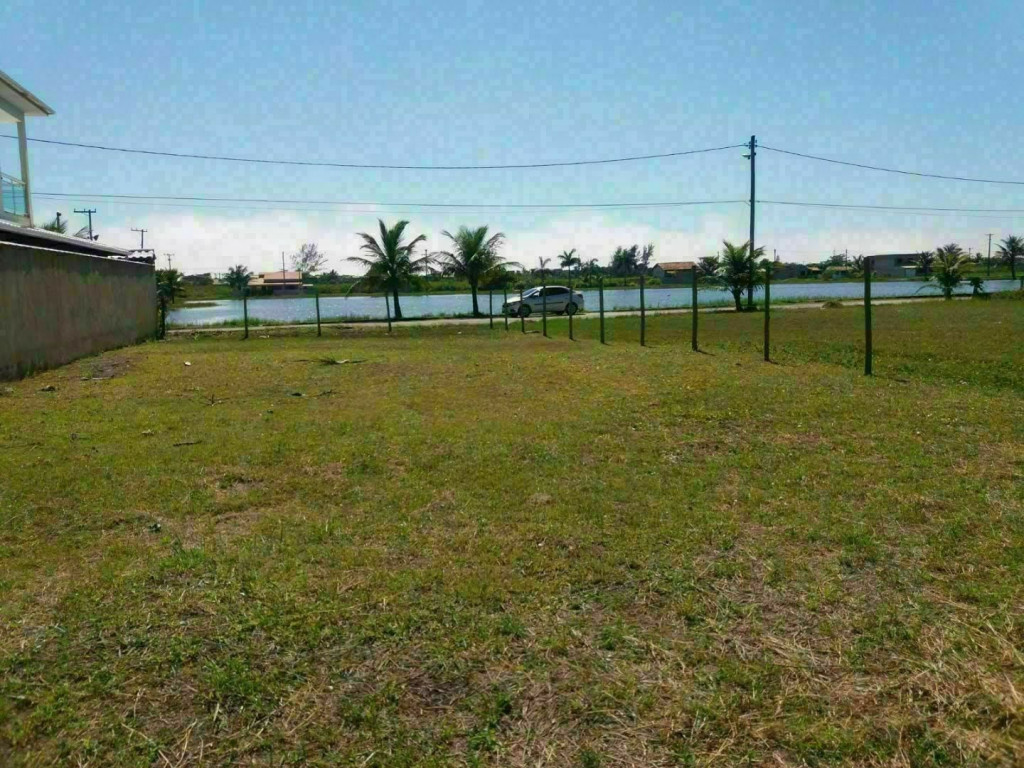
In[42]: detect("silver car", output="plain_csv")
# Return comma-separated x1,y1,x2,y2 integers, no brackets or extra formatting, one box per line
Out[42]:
503,286,585,317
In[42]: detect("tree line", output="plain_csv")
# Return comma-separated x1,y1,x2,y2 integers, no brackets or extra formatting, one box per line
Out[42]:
156,224,1023,319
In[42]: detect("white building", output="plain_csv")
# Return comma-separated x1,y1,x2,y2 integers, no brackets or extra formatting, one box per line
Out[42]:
0,68,53,228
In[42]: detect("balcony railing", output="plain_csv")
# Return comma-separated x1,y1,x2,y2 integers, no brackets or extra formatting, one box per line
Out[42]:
1,172,28,222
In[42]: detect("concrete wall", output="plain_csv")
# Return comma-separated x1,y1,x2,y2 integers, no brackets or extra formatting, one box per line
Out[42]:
0,241,156,380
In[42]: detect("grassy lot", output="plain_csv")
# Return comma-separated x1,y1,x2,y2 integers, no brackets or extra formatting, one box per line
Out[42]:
1,300,1022,766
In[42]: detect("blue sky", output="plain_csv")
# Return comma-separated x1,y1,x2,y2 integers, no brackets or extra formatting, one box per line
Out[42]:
4,0,1023,273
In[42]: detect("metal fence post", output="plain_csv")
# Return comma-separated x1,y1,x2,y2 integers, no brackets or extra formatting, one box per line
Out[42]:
865,257,873,376
385,293,392,333
568,268,575,341
243,290,249,340
691,275,698,351
503,285,509,330
763,262,771,362
315,285,322,337
542,276,548,338
639,271,646,347
599,277,606,344
489,288,493,329
520,281,525,334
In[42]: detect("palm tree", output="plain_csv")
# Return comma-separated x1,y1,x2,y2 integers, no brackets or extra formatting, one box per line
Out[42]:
349,220,428,320
155,269,185,338
968,276,987,296
914,250,935,277
435,226,513,316
583,258,600,285
850,255,866,277
997,235,1022,282
610,245,639,277
559,248,580,273
930,243,969,299
41,214,67,234
696,256,720,282
225,264,252,295
717,241,750,311
156,269,186,306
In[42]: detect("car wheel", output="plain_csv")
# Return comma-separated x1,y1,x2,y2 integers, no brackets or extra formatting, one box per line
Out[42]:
518,304,532,318
565,302,578,316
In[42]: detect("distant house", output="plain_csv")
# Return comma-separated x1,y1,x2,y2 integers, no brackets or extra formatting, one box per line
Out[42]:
824,265,853,279
650,261,695,285
870,253,922,278
248,270,303,294
772,262,811,280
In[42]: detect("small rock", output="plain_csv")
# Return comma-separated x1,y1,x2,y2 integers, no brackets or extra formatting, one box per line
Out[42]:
148,522,162,533
40,384,56,392
184,361,192,367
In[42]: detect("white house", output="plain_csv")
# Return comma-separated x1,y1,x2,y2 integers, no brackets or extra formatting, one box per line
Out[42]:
0,69,54,229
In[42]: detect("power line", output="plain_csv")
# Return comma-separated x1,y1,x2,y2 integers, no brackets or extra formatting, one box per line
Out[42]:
760,145,1024,186
759,199,1024,213
2,134,744,170
34,192,747,211
34,191,1024,216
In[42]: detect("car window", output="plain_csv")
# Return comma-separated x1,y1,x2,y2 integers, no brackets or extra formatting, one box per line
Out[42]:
523,288,540,298
546,287,568,296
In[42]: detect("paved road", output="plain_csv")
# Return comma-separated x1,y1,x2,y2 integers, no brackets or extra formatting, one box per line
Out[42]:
167,295,966,335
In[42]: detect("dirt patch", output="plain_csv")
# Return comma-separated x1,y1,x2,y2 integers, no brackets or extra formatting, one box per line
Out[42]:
81,356,131,380
208,469,263,501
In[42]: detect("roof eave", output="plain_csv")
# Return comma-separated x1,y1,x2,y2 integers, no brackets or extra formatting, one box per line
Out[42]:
0,69,55,117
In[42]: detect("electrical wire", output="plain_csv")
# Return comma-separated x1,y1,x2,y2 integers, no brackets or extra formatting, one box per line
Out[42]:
34,191,1024,217
759,199,1024,213
33,192,747,211
760,145,1024,186
2,134,744,170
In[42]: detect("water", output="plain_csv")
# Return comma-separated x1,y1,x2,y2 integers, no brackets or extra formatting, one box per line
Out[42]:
168,279,1020,326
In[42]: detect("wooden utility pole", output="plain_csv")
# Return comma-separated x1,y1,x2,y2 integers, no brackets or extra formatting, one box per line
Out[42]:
74,208,96,240
745,135,756,310
986,233,993,276
131,228,148,250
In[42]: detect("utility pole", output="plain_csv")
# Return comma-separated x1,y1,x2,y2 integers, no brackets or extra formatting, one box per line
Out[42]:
74,208,96,240
164,253,173,270
986,233,993,276
131,228,148,250
55,212,62,230
744,135,756,310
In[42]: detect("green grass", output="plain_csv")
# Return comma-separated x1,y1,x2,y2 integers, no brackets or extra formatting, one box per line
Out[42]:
1,300,1022,766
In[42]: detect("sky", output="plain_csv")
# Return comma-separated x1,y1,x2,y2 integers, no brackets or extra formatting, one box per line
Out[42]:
3,0,1023,275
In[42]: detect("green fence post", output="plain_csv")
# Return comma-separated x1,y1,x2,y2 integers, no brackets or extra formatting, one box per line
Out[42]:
763,262,771,362
385,293,392,334
691,275,698,351
640,272,646,347
489,288,493,330
599,277,606,344
503,285,509,330
520,282,525,334
865,257,873,376
568,270,575,341
243,290,249,340
542,276,548,338
315,286,322,337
